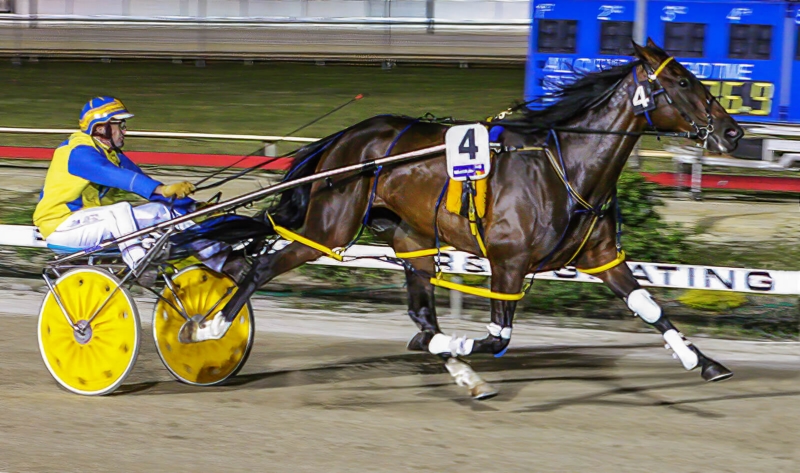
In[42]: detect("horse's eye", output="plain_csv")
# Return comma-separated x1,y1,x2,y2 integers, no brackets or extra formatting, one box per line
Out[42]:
678,78,690,88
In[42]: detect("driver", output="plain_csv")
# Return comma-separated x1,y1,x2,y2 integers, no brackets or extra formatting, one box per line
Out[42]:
33,96,197,270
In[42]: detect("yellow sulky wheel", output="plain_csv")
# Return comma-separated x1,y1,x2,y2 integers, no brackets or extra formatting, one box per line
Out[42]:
38,268,140,396
153,265,254,386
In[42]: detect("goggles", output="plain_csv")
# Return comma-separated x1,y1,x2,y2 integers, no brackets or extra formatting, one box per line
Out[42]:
109,119,127,131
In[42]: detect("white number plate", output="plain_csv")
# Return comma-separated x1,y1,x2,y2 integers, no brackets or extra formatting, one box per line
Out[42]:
445,124,491,181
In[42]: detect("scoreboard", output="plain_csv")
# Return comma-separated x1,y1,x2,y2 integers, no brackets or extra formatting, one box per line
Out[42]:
526,0,795,123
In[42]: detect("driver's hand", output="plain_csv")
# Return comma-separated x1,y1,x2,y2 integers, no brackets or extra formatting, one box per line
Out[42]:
159,181,196,199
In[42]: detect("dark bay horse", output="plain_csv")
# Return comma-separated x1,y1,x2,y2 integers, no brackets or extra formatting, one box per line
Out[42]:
181,39,743,397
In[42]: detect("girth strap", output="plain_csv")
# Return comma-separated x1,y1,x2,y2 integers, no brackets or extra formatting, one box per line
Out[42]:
578,250,626,275
430,275,527,301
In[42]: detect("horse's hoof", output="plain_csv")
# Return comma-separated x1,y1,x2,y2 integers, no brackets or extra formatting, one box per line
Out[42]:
701,359,733,382
470,382,499,401
407,330,434,352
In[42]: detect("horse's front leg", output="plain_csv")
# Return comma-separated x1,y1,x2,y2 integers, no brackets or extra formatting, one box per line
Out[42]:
593,262,733,381
424,255,528,400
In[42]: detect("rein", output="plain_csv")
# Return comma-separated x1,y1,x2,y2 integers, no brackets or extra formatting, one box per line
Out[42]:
193,94,365,192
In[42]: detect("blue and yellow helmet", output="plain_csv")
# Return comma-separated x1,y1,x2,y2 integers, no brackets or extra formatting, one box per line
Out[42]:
79,96,134,134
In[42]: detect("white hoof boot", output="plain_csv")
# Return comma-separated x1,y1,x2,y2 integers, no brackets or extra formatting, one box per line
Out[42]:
178,312,232,343
428,333,474,356
445,358,498,400
663,329,699,371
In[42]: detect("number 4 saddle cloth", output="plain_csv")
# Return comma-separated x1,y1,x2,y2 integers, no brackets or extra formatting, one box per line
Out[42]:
445,124,501,219
446,178,488,220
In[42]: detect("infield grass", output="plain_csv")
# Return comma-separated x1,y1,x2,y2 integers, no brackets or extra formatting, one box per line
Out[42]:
0,59,525,155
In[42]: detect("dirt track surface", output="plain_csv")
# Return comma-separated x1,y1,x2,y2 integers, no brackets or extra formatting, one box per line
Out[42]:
0,290,798,473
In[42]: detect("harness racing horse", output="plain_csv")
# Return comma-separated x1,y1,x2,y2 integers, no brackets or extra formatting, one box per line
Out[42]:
181,40,744,398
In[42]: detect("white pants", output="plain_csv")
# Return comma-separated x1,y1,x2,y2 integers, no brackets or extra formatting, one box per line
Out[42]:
47,202,194,269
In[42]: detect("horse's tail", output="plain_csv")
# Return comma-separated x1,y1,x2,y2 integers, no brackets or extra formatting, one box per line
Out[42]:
267,128,347,230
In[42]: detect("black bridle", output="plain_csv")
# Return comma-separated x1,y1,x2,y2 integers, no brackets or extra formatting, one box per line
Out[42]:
640,57,716,148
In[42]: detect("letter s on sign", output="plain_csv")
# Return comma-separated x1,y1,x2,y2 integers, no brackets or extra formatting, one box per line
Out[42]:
746,271,774,291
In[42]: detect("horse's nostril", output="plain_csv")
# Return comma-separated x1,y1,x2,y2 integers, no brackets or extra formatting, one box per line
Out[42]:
725,128,741,139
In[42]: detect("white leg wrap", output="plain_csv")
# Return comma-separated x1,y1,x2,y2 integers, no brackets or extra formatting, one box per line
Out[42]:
626,288,662,323
663,329,699,370
429,333,474,356
487,323,512,339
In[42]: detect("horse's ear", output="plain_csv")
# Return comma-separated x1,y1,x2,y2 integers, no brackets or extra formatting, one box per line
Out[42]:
632,38,664,65
631,39,647,59
646,37,669,56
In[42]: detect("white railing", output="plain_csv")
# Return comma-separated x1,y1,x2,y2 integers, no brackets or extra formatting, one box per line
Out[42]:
0,224,797,295
0,126,676,159
0,1,532,62
0,127,317,144
4,0,533,23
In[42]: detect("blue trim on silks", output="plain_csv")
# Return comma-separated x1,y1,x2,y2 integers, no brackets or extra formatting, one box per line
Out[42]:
67,145,162,199
46,243,121,256
489,125,505,142
494,347,509,358
65,195,83,212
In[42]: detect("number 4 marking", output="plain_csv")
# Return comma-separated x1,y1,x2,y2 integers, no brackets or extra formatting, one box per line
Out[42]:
458,128,479,159
633,85,650,108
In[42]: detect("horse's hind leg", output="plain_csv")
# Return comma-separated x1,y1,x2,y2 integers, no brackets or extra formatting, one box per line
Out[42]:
594,262,733,382
402,256,442,351
367,210,441,349
180,179,372,343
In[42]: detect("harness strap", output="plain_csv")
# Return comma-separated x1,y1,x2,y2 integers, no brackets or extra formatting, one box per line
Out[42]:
544,147,594,210
343,165,382,250
566,213,599,265
578,250,626,275
395,246,455,259
649,57,674,81
430,276,526,301
264,213,344,261
466,181,488,257
508,146,544,152
633,69,655,128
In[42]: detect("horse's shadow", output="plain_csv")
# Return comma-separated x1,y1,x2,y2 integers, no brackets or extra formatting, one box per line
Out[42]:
116,343,800,419
118,343,648,396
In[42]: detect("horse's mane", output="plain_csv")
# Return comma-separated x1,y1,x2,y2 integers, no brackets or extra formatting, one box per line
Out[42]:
498,60,640,130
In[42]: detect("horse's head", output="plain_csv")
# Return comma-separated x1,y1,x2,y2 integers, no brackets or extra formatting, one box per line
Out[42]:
632,38,743,154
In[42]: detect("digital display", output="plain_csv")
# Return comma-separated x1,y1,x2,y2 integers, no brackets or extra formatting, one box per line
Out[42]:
701,80,774,117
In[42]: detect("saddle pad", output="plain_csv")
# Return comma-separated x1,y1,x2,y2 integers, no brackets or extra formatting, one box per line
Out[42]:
446,178,487,219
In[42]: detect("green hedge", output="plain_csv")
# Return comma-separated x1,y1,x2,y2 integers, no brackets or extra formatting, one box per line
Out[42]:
520,169,690,312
